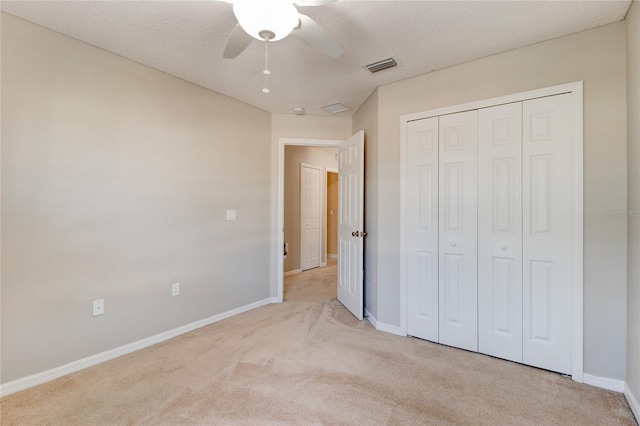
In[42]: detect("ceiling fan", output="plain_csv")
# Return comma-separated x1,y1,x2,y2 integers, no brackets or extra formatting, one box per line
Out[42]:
221,0,344,59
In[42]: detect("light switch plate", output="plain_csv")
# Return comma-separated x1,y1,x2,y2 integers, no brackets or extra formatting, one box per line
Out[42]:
226,210,237,221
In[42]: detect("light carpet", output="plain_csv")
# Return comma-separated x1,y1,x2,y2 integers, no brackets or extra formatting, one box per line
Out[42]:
1,261,636,425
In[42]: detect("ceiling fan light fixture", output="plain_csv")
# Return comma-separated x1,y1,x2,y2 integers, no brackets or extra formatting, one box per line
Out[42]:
233,1,300,41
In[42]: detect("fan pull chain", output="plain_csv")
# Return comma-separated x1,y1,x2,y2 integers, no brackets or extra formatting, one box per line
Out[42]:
262,39,271,94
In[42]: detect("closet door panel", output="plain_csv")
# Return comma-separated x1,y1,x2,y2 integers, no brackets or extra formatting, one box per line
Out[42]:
478,102,523,363
522,94,572,375
406,118,440,341
438,111,478,352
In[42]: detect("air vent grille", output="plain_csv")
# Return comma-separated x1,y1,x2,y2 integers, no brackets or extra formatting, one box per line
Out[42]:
322,103,351,114
364,57,398,73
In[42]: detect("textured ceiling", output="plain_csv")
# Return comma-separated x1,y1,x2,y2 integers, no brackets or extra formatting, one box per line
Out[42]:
1,1,631,116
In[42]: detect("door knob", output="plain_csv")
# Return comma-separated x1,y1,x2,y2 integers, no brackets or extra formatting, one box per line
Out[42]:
361,232,367,237
500,244,508,251
450,241,456,247
352,231,360,237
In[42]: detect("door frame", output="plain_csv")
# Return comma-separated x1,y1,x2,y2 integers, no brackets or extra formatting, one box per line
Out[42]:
325,167,339,260
277,138,342,303
299,162,323,271
399,81,584,382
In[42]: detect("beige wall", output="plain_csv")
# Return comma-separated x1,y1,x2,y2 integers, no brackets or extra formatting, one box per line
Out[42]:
626,0,640,411
374,22,628,380
1,14,272,383
271,114,353,142
283,146,338,272
327,172,338,256
270,114,352,293
352,90,379,319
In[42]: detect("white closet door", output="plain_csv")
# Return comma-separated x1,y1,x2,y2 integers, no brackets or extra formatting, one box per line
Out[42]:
522,94,573,374
438,110,478,352
478,102,523,363
406,117,439,342
300,164,321,271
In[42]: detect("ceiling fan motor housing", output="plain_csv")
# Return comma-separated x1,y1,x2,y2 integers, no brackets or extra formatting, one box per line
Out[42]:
233,1,300,41
258,30,276,41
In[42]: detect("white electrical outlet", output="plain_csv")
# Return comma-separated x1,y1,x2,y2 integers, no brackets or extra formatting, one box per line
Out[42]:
172,282,180,296
226,210,237,221
93,299,104,316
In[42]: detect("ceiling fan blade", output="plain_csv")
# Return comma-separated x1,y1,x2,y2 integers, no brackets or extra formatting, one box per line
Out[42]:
294,0,337,6
223,23,254,59
291,14,344,58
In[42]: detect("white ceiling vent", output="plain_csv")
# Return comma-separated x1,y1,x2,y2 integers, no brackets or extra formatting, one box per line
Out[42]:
322,103,351,114
364,57,398,74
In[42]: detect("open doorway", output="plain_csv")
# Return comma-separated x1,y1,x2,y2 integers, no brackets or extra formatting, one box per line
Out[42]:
276,138,341,303
326,169,338,263
276,132,365,320
282,145,338,297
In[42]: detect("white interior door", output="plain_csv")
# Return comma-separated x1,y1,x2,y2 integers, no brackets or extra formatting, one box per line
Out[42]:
406,117,439,342
300,163,321,271
337,130,364,320
478,102,523,363
522,94,573,374
438,111,478,352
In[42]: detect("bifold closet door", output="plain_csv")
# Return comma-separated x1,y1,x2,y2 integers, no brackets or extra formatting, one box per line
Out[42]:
406,117,439,342
478,102,523,363
522,94,573,375
438,110,478,352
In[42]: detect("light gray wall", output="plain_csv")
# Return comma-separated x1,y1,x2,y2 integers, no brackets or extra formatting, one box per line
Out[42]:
626,0,640,409
352,90,379,319
375,22,628,380
283,146,338,272
1,13,272,383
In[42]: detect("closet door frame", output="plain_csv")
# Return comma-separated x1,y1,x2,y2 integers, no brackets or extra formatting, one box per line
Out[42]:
399,81,584,383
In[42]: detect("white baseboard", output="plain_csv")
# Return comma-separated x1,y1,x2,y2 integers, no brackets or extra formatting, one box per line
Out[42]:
0,297,275,397
364,309,404,336
625,383,640,422
375,321,405,336
583,373,625,393
364,309,377,328
283,269,301,277
328,254,338,259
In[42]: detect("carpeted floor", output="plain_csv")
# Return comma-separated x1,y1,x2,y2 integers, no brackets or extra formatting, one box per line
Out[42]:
1,260,636,425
